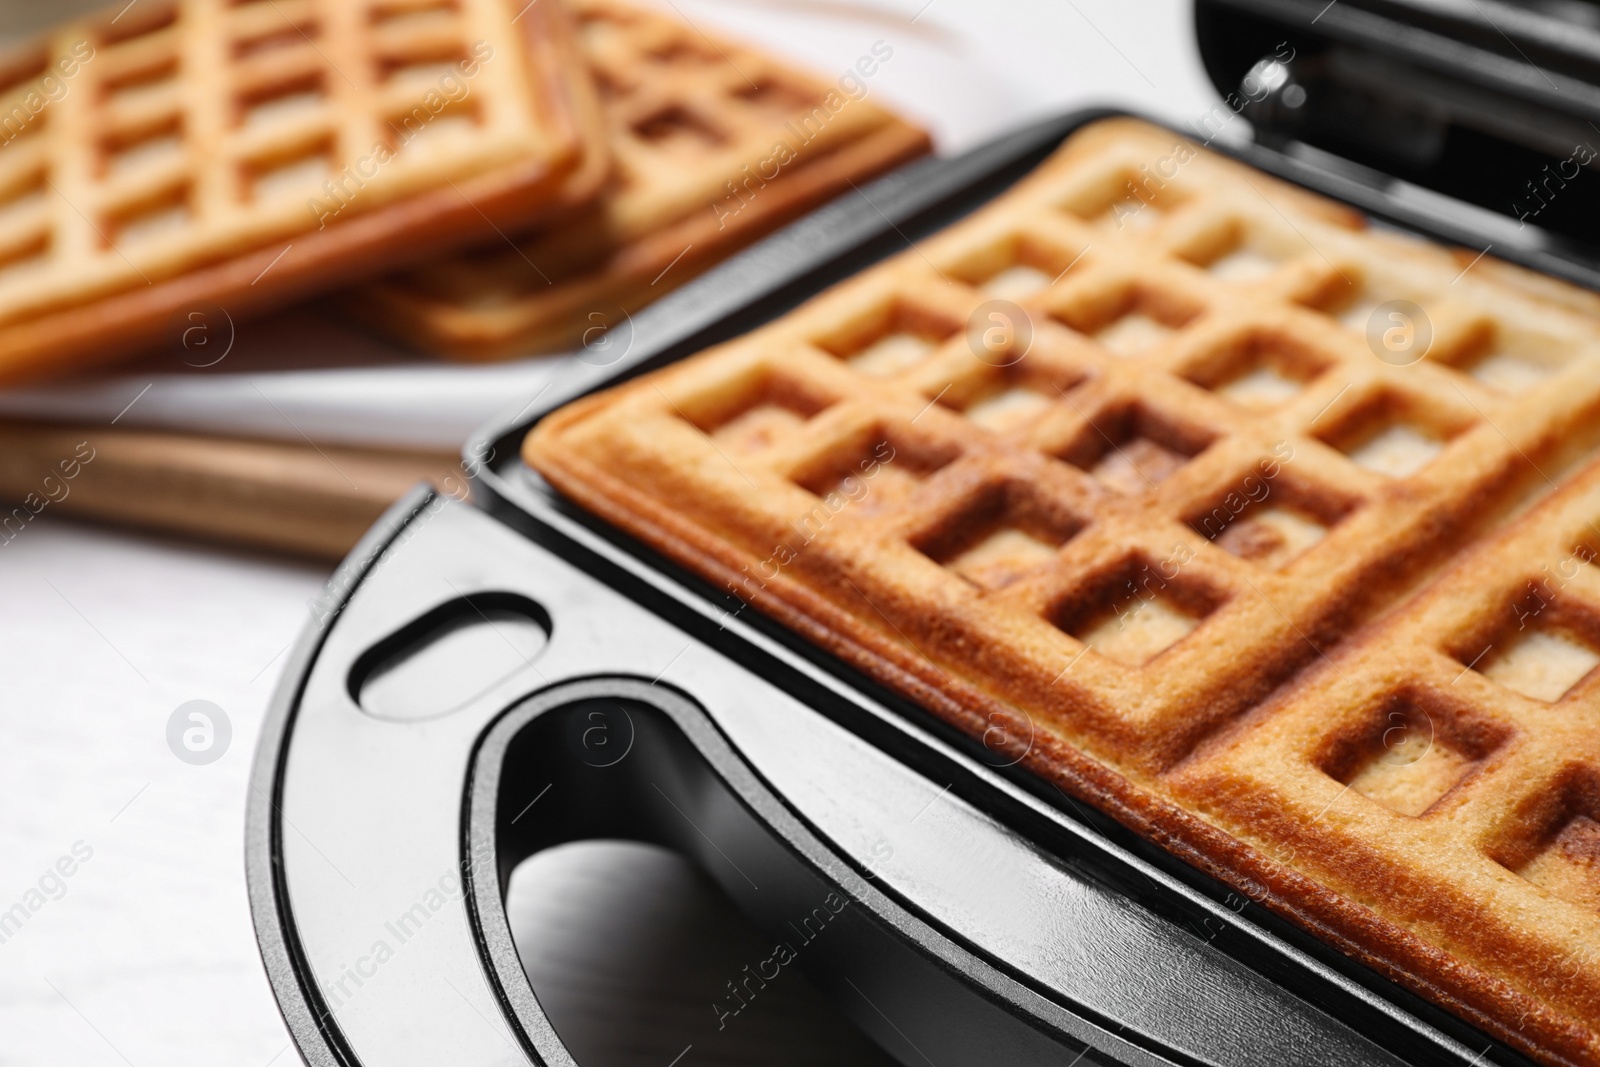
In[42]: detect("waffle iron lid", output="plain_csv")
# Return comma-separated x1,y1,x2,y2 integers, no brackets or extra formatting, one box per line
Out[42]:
1194,0,1600,271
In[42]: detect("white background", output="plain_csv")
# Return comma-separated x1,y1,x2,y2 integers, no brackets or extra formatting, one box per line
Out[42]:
0,1,1220,1063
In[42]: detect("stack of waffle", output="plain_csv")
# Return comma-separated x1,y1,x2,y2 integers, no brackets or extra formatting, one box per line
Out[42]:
0,0,929,381
529,117,1600,1067
342,0,932,359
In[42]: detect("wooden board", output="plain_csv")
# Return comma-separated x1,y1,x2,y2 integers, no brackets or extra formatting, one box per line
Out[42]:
0,419,460,559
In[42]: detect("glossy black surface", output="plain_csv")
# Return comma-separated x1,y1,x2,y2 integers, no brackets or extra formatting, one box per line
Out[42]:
1195,0,1600,281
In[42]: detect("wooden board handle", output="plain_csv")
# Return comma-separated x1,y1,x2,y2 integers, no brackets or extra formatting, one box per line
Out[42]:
0,420,464,560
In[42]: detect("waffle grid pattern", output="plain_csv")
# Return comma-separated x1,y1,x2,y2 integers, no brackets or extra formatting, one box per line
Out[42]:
0,0,574,335
529,119,1600,1064
344,0,929,359
1187,454,1600,962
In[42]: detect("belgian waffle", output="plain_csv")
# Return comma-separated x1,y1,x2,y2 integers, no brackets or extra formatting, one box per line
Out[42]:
341,0,930,360
527,117,1600,1066
0,0,599,383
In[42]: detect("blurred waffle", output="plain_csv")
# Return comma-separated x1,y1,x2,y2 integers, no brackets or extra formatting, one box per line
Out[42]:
527,117,1600,1065
0,0,600,383
341,0,930,360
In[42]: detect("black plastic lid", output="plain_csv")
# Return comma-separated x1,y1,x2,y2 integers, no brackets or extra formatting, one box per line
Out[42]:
1194,0,1600,279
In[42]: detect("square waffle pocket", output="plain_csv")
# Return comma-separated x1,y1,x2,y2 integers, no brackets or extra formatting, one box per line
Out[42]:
338,0,930,360
527,117,1600,1066
0,0,602,383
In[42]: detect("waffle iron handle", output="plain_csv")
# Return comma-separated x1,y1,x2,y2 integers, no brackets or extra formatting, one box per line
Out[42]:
465,676,1160,1067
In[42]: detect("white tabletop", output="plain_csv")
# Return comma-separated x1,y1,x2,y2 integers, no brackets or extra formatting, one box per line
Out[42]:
0,2,1221,1062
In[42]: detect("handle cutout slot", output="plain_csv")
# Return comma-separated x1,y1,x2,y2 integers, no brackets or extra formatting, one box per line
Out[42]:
349,592,551,721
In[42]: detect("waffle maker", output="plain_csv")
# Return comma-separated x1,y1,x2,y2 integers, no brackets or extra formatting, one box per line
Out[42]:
247,2,1600,1063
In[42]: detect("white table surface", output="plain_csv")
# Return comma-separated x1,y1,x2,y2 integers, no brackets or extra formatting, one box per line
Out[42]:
0,2,1222,1062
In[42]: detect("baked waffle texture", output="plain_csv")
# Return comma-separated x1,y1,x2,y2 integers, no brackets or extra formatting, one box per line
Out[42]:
528,117,1600,1066
341,0,930,360
0,0,598,383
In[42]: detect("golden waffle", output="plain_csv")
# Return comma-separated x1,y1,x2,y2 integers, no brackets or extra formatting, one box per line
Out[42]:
341,0,930,360
0,0,600,383
527,117,1600,1066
